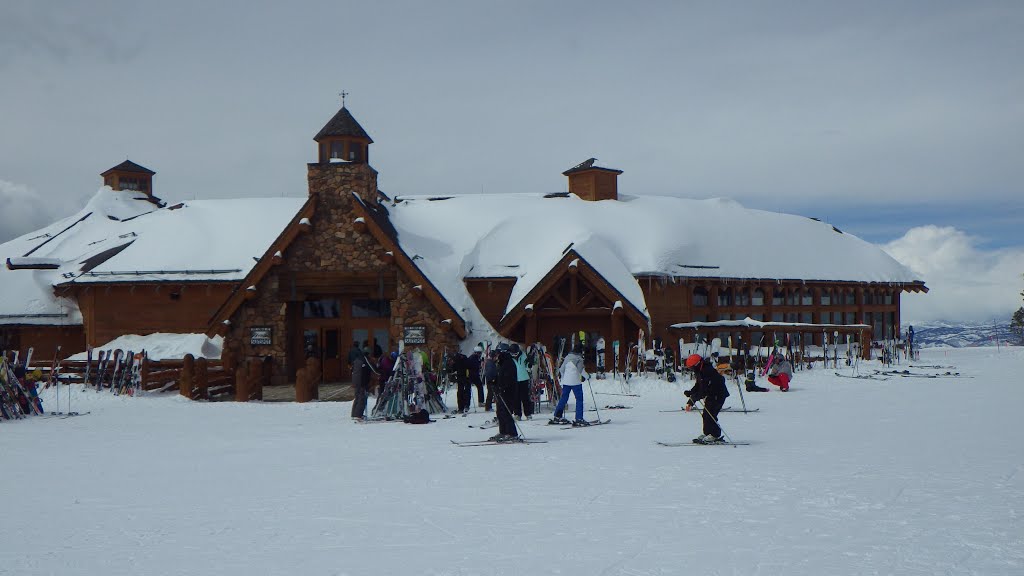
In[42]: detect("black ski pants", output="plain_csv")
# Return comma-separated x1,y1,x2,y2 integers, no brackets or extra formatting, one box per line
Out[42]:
484,377,495,411
470,374,484,405
456,377,472,413
700,395,726,438
350,378,368,419
496,383,517,436
514,379,534,417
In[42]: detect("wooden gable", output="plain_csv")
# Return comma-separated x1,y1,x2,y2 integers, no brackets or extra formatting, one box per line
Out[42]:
498,250,648,336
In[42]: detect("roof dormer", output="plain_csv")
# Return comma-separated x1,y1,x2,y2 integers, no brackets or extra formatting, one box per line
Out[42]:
563,158,622,201
101,160,155,196
314,105,373,165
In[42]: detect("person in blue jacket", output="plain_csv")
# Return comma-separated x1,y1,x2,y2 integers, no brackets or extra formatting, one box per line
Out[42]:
509,343,534,420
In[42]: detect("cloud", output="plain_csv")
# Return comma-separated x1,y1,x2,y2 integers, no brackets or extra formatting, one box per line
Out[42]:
883,226,1024,324
0,180,70,243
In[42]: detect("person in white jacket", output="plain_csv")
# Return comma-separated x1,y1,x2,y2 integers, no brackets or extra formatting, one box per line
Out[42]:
551,344,589,426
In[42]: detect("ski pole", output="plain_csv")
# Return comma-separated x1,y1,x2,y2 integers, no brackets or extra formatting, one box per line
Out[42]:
586,375,601,423
733,370,748,412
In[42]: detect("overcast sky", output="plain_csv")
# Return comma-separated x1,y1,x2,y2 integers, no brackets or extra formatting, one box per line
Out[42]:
1,0,1022,324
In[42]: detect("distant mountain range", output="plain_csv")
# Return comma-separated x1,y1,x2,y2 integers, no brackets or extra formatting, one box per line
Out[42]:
908,321,1020,348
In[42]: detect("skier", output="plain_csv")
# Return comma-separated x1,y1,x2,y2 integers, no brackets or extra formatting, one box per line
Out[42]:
451,351,472,413
468,345,484,407
491,343,520,442
551,343,588,426
510,343,534,420
350,347,374,421
683,353,730,443
483,349,498,412
767,352,793,391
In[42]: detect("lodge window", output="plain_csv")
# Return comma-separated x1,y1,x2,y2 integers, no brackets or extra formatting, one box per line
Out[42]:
785,312,798,323
718,288,732,307
330,141,345,160
842,291,856,306
692,313,707,323
771,312,783,322
352,299,390,318
801,290,813,306
693,287,708,307
845,312,857,324
304,299,341,318
884,292,893,305
864,291,876,305
801,312,812,323
820,290,831,306
786,291,799,306
120,177,144,191
821,311,832,324
772,290,784,306
736,289,751,306
348,143,362,162
752,289,764,306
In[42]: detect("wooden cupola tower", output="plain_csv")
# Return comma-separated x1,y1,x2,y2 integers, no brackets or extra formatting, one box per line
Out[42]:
314,102,373,165
101,160,155,196
563,158,622,201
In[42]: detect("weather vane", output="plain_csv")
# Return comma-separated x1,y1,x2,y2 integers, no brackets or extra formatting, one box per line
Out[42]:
339,90,349,107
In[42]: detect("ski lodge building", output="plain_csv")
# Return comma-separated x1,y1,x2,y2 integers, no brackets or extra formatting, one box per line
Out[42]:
1,105,927,384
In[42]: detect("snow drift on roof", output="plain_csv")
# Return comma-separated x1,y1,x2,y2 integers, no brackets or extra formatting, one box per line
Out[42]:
0,187,305,325
386,192,921,337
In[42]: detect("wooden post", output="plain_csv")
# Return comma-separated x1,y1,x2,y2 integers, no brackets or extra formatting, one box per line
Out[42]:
195,357,209,400
179,354,194,398
307,357,321,402
235,361,250,402
140,355,150,392
295,362,311,403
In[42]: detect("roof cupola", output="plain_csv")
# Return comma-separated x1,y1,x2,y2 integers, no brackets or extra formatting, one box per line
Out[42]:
101,160,155,196
314,95,373,164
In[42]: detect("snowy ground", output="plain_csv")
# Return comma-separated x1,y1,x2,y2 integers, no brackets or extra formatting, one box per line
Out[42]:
5,347,1023,576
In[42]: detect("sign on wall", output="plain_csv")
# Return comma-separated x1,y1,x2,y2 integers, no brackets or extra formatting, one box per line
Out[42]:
250,326,273,346
403,325,426,345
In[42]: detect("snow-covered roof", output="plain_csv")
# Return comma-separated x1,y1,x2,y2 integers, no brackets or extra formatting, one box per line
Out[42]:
65,332,223,361
671,317,871,330
0,187,305,326
386,192,922,336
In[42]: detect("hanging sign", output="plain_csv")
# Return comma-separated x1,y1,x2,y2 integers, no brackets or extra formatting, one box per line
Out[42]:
403,326,426,345
250,326,273,346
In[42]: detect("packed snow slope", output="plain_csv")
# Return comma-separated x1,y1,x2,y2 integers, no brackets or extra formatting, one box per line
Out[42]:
6,347,1022,575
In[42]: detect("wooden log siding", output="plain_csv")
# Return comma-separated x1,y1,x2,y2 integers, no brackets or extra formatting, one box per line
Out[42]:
640,277,914,349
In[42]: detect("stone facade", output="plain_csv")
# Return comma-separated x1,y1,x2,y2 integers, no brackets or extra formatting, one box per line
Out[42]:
223,160,459,385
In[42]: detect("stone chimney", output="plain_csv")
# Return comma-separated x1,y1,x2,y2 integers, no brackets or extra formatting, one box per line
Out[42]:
563,158,622,201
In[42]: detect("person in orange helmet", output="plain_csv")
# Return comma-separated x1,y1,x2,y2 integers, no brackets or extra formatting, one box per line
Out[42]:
683,353,730,443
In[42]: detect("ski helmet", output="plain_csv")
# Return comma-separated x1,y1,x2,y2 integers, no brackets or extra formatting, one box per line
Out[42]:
509,343,521,355
685,354,703,368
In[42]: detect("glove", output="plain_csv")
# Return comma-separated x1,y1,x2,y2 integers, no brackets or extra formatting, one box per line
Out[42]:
684,402,693,412
683,389,691,397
